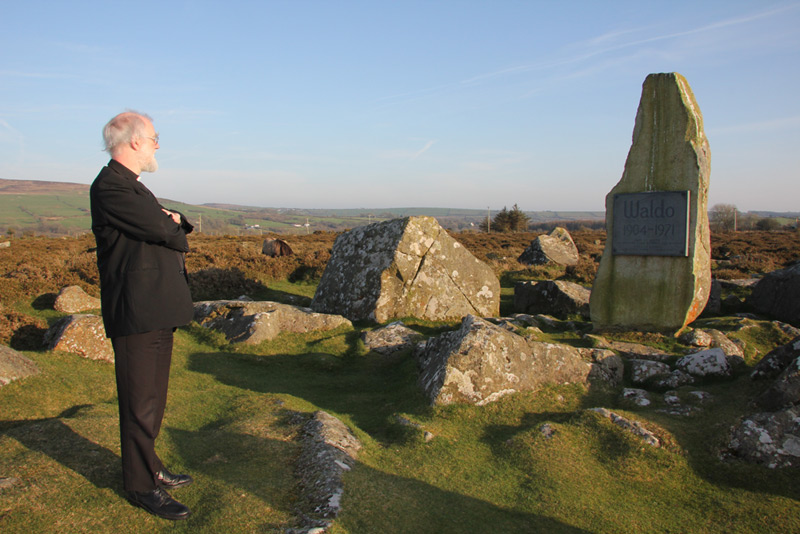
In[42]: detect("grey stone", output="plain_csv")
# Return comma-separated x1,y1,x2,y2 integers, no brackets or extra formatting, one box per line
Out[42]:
295,411,361,527
650,369,696,390
676,348,731,378
679,329,713,347
584,348,624,386
591,73,712,332
362,321,424,355
193,300,352,344
43,314,113,362
753,356,800,412
0,345,39,387
517,227,579,266
748,263,800,326
621,388,652,407
415,315,606,406
630,359,671,385
513,280,590,319
589,408,660,446
53,285,101,313
752,336,800,380
311,216,500,323
727,407,800,468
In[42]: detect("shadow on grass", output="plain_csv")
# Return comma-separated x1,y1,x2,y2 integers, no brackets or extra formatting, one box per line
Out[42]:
167,424,591,534
187,348,428,440
2,404,122,495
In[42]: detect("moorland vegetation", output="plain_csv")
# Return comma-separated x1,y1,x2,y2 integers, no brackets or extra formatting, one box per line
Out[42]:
1,228,800,533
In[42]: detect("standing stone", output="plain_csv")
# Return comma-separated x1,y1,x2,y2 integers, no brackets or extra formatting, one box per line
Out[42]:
311,217,500,323
590,73,711,333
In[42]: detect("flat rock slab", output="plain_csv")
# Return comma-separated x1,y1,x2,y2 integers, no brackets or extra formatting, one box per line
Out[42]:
193,300,352,344
0,345,39,387
294,411,362,531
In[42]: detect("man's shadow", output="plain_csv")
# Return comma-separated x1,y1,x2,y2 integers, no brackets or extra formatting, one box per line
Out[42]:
2,404,123,495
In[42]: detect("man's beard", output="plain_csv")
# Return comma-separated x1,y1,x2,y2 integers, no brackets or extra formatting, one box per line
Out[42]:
140,153,159,173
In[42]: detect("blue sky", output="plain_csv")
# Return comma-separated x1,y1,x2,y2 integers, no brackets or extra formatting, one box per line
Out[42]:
1,1,798,211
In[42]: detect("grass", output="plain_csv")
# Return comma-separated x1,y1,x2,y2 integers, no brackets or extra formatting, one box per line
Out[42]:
3,306,799,533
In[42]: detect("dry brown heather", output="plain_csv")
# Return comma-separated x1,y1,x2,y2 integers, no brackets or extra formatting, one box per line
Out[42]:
1,229,798,347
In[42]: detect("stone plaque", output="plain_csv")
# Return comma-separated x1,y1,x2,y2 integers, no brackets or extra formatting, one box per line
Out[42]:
612,191,690,256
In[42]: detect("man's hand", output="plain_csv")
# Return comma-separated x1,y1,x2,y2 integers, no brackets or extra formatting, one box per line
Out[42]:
162,209,181,224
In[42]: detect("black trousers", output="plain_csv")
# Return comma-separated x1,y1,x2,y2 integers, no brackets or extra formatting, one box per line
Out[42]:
111,328,174,492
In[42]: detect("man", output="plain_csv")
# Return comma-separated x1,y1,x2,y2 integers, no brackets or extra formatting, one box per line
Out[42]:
90,111,194,520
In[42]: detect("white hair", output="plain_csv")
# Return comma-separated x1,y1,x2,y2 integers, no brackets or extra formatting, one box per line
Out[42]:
102,111,153,154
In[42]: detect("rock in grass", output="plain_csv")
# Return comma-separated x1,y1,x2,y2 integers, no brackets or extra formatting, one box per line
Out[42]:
513,280,590,319
589,407,660,447
0,345,39,387
416,314,617,406
53,285,101,313
43,314,113,362
310,216,500,323
727,407,800,468
748,263,800,326
193,300,351,344
361,321,424,355
517,227,579,266
676,348,732,378
294,411,362,529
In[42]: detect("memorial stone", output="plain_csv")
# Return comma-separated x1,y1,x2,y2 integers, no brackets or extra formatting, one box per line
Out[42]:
590,73,711,333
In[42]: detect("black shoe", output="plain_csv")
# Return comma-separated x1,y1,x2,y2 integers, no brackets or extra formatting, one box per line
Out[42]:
127,487,191,520
156,468,193,489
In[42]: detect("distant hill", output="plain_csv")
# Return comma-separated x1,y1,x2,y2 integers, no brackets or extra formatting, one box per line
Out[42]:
0,177,608,236
0,178,89,195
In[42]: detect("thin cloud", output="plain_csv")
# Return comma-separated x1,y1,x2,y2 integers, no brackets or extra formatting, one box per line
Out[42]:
413,140,436,159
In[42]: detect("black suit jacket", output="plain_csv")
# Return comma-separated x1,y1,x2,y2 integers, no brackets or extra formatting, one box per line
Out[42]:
90,159,194,338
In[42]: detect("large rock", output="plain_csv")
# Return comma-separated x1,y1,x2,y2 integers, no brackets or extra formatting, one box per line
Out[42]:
514,280,590,319
747,263,800,326
753,356,800,412
0,345,39,387
752,336,800,380
311,216,500,323
727,407,800,468
193,300,352,344
43,314,113,362
675,348,732,378
53,285,101,313
415,315,619,406
517,227,579,266
590,73,712,333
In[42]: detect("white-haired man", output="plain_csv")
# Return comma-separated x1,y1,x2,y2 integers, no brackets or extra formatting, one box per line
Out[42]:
90,111,194,520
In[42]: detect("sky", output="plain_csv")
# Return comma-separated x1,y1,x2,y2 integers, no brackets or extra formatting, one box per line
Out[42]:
1,1,798,212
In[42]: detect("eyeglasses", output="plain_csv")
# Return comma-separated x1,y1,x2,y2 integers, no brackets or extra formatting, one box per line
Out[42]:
142,134,159,144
